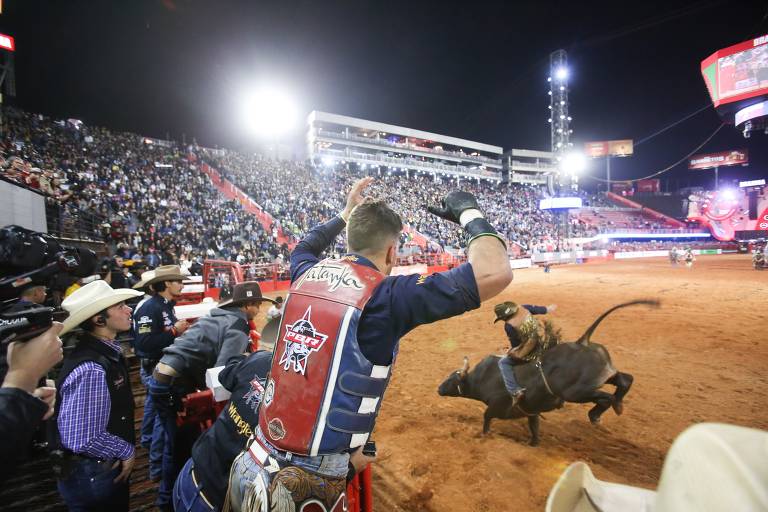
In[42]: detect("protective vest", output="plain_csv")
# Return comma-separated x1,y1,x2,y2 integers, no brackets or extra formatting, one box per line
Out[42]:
51,334,135,452
259,257,387,456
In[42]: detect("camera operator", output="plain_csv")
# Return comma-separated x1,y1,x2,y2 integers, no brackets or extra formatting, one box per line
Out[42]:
0,323,64,480
50,280,143,511
6,283,47,310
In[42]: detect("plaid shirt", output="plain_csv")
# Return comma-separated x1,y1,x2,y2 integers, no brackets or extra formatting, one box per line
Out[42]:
57,339,134,460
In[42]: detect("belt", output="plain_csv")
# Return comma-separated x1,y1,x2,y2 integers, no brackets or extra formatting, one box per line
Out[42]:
152,369,175,385
248,434,284,474
190,465,215,510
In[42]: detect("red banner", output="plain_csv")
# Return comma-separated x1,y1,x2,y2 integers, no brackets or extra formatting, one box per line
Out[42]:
636,179,660,193
688,149,748,170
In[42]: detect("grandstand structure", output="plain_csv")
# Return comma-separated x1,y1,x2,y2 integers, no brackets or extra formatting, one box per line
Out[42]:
502,148,556,185
306,111,503,181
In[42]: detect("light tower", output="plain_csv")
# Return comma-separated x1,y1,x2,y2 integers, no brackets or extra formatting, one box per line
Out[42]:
548,49,575,191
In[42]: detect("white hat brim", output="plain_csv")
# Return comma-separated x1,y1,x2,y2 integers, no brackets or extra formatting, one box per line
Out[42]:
546,462,656,512
62,289,144,335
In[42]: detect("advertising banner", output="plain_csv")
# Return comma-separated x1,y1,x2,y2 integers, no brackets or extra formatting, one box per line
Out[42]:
585,140,634,158
688,149,748,170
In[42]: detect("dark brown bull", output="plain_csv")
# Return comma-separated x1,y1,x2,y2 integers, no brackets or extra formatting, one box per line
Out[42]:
437,300,659,446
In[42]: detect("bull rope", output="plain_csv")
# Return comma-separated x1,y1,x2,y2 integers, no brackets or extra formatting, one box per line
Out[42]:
535,360,558,399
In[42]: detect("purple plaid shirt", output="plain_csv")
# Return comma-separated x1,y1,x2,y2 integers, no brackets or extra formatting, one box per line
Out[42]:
57,339,135,460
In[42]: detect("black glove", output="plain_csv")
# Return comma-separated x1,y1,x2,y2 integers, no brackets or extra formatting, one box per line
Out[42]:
426,191,481,225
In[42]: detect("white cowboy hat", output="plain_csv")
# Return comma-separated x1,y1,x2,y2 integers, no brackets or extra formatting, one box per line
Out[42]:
61,280,143,334
142,265,186,287
132,269,156,289
546,423,768,512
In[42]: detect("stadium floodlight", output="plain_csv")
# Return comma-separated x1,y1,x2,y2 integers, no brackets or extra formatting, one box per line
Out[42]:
322,156,334,167
561,151,587,175
241,86,298,137
555,66,569,81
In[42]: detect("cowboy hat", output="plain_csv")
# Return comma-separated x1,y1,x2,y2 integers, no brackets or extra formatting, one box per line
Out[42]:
217,281,276,308
142,265,186,287
61,280,143,334
545,423,768,512
493,301,519,323
132,269,156,289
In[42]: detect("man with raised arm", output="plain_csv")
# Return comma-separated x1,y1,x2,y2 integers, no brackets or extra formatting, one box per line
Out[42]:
228,178,513,511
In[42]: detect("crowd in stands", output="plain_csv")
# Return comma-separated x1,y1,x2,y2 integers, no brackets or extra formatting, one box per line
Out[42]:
206,150,564,254
5,105,706,274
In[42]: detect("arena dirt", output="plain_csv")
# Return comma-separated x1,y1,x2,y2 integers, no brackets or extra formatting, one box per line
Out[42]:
370,254,768,511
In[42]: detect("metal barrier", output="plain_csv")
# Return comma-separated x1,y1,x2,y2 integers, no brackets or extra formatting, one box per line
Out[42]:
45,200,106,241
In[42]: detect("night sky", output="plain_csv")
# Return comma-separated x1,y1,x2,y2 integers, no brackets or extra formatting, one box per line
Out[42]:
2,0,767,190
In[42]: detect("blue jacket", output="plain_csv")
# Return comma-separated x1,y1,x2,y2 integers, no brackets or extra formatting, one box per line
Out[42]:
132,295,178,359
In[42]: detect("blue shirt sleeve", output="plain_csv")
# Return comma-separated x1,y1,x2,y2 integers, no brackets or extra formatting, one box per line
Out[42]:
387,262,481,339
290,216,347,282
522,305,548,315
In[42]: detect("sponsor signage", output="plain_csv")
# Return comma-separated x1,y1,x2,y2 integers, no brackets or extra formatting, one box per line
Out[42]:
688,150,748,170
739,179,765,188
0,33,14,52
584,140,633,158
539,197,583,210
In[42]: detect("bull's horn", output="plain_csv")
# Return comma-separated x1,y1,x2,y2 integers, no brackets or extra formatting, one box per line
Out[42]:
577,299,661,346
460,356,469,376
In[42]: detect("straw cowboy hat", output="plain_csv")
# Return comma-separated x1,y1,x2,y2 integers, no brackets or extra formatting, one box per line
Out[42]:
545,422,768,512
217,281,276,308
132,269,156,289
493,301,520,323
61,280,143,334
142,265,186,287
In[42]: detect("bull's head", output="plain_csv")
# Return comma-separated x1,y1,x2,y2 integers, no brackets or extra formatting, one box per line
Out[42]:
437,356,469,397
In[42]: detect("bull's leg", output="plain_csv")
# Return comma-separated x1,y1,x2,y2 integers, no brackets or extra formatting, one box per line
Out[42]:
569,391,615,424
606,372,633,415
527,415,540,446
482,407,494,434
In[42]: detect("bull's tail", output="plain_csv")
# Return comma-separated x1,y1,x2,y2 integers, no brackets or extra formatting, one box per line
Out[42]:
577,299,660,346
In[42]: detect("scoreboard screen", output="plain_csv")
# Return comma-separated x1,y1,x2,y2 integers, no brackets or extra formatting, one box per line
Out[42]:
702,34,768,108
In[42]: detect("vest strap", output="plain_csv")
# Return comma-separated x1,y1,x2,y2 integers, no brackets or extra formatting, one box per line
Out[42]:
337,371,388,398
327,408,376,434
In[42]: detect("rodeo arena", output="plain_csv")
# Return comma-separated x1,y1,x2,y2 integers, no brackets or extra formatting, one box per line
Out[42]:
1,10,768,512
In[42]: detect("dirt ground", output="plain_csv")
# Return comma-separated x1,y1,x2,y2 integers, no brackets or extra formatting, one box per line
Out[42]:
370,254,768,511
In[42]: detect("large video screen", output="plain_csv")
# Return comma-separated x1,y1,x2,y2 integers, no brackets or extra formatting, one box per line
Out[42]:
717,43,768,101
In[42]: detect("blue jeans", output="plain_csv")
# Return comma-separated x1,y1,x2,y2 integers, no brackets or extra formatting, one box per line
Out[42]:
149,376,180,507
498,356,522,394
140,365,162,480
173,458,215,512
57,457,129,511
229,427,349,511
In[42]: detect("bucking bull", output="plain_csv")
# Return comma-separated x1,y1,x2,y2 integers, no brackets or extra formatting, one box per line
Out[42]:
437,300,659,446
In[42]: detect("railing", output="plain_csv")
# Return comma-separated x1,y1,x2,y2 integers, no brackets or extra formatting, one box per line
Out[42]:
597,228,708,235
315,148,501,180
316,129,501,165
45,200,107,241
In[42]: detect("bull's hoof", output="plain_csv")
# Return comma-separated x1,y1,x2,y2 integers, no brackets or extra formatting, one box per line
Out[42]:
588,412,601,424
529,438,540,447
612,400,624,415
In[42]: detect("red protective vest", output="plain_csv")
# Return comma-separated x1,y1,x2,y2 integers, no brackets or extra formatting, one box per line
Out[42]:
258,257,387,456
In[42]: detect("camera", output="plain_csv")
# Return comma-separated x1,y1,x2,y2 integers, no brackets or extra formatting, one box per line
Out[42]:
0,225,97,302
0,225,97,345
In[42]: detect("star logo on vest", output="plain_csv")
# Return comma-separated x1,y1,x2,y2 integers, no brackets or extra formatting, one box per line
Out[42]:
279,306,328,375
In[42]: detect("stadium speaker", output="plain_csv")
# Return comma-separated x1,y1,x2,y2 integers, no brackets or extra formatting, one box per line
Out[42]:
748,191,758,220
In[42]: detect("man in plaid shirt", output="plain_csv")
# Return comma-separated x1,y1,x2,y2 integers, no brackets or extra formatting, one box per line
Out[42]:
52,280,143,511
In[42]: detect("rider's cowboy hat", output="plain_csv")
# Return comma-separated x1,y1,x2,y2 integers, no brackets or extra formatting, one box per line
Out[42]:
493,301,520,323
132,269,156,289
142,265,186,287
545,422,768,512
61,280,143,334
217,281,276,308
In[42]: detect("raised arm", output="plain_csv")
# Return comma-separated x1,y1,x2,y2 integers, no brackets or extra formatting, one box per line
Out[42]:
427,191,512,301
